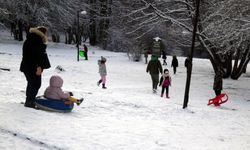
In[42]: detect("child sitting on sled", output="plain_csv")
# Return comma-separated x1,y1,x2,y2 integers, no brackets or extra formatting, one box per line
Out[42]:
159,69,171,98
44,75,83,105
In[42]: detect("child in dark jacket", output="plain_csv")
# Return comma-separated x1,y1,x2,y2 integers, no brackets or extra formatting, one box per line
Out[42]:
159,69,171,98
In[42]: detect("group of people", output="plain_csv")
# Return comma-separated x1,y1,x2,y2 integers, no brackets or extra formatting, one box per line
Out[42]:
145,54,189,98
146,53,224,99
146,55,172,98
20,26,107,109
20,26,223,109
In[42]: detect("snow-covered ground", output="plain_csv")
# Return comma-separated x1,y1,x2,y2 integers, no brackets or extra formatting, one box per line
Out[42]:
0,31,250,150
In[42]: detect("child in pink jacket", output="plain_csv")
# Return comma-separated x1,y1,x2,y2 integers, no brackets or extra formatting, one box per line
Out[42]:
159,69,171,98
44,75,83,105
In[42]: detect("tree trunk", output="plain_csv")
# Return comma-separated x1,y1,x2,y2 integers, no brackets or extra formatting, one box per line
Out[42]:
231,44,250,79
18,19,23,41
243,64,247,73
66,27,74,44
52,33,60,43
13,21,19,40
99,0,111,49
223,52,232,78
89,0,97,46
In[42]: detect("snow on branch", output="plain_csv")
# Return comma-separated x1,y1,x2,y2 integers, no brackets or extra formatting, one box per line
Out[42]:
149,3,192,32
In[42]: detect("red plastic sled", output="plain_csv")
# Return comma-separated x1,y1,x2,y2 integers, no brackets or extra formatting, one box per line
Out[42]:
207,93,228,106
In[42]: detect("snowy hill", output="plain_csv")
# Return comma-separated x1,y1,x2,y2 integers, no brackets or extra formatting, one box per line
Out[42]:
0,37,250,150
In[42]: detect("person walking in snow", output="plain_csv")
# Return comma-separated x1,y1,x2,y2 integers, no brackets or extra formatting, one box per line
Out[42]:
144,49,149,64
171,55,178,74
159,69,171,98
184,55,190,73
20,26,51,108
146,55,163,93
97,56,107,89
83,44,88,60
162,50,167,66
44,75,83,105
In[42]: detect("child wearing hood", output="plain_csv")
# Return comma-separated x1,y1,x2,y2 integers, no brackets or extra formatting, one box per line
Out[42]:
159,69,171,98
44,75,83,105
97,56,107,89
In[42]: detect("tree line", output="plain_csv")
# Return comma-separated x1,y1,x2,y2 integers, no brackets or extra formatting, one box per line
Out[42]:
0,0,249,80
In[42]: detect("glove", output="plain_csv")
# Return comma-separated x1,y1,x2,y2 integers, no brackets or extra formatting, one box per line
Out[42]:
69,92,73,96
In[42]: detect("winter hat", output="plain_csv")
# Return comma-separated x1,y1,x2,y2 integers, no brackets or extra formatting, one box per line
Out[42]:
29,26,48,43
101,56,106,62
49,75,63,88
151,55,158,61
164,69,169,76
37,26,48,34
164,69,169,73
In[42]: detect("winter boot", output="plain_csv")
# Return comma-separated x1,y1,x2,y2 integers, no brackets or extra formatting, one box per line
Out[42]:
102,84,107,89
76,98,84,106
24,98,36,108
166,93,170,99
97,80,102,86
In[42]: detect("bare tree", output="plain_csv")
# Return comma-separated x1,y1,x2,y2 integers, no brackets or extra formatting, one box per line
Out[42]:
122,0,250,78
197,0,250,79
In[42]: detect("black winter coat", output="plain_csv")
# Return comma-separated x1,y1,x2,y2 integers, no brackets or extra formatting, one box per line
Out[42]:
185,58,190,68
20,29,51,73
171,57,178,67
146,59,163,75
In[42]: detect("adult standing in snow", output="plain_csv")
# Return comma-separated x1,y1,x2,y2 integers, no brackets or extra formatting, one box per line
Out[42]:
171,55,178,74
162,50,167,65
20,26,51,108
146,55,163,93
184,55,190,73
97,56,107,89
144,49,149,64
83,44,88,60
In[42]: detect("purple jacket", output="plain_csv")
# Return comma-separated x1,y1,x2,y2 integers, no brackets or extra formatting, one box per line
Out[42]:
159,74,171,87
44,75,70,100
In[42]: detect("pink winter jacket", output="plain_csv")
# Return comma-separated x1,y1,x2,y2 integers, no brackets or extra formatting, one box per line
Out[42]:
44,75,70,100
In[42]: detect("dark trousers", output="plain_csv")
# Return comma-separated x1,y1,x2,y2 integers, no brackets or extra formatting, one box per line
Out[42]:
85,52,88,60
163,59,167,65
145,57,148,64
150,74,159,90
24,72,41,106
173,67,177,74
214,90,221,96
161,86,169,95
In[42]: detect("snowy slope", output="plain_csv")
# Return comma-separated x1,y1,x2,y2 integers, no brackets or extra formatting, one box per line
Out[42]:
0,34,250,150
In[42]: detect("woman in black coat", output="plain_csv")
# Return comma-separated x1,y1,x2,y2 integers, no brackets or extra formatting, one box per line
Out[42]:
171,55,178,74
20,26,51,108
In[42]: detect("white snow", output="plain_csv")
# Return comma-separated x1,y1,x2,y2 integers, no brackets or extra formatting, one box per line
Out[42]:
0,31,250,150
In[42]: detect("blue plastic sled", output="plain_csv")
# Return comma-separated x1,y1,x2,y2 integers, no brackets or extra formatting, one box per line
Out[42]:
35,96,74,113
